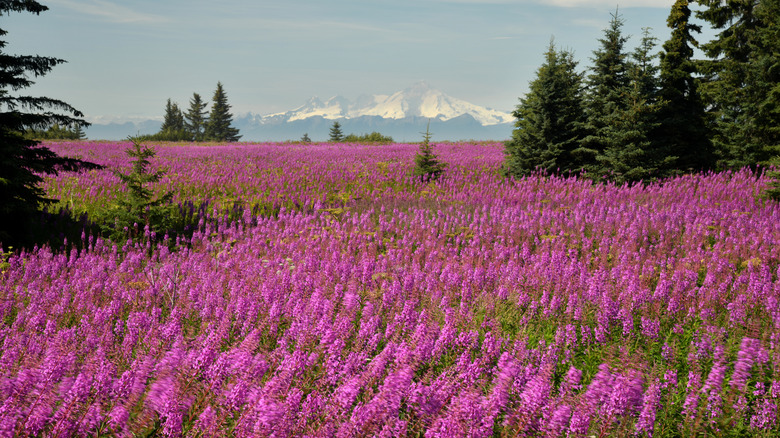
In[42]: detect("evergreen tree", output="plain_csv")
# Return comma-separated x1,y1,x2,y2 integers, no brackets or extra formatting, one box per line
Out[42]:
596,28,664,184
301,133,312,143
746,0,780,168
504,41,588,178
72,123,86,139
413,121,446,181
0,0,101,244
652,0,714,175
577,10,632,178
695,0,773,168
158,98,187,140
205,82,241,142
329,121,344,142
184,92,208,141
103,137,174,241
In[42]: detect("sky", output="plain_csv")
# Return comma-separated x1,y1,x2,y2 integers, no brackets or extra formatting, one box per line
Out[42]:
4,0,711,123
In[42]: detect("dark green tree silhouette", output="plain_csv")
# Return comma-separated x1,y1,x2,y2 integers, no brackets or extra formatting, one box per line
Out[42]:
329,121,344,142
695,0,779,169
205,82,241,142
158,98,187,141
652,0,714,175
0,0,101,244
413,121,446,181
504,41,588,178
184,92,208,141
301,133,312,143
596,28,663,184
577,9,632,178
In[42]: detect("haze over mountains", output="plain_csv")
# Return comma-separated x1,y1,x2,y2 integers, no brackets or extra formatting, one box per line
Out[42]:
85,82,515,141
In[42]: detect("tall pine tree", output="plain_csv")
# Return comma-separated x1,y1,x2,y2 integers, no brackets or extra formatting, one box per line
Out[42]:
504,41,588,177
653,0,714,175
158,98,187,140
0,0,101,244
577,10,632,179
184,92,208,141
596,28,664,184
205,82,241,142
695,0,769,168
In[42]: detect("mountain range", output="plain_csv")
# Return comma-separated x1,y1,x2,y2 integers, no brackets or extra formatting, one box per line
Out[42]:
85,82,515,142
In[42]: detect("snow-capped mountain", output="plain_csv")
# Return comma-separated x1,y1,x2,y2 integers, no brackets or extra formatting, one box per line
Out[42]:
266,81,513,126
84,82,515,141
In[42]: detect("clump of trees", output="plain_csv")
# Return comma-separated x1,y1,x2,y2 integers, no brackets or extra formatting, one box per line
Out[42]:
0,0,102,246
146,82,242,142
24,123,86,140
505,0,780,192
328,121,393,143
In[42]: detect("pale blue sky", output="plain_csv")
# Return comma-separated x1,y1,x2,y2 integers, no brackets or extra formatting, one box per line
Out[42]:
5,0,702,122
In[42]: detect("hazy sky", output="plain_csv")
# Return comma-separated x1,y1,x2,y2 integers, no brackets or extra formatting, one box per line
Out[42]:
5,0,703,122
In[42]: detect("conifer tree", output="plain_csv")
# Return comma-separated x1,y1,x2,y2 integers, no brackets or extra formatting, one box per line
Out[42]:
184,93,208,141
158,98,187,140
72,123,86,139
695,0,779,168
329,121,344,142
0,0,101,243
652,0,714,175
205,82,241,142
504,41,588,178
596,28,664,184
413,121,446,181
577,10,632,178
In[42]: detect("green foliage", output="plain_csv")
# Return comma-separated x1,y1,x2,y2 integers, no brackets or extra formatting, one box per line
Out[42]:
342,131,393,143
300,133,312,143
205,82,241,142
696,0,780,169
765,159,780,202
0,1,101,246
504,40,588,178
24,123,86,140
329,121,344,142
413,122,446,181
652,0,714,175
100,137,174,241
154,98,189,141
595,28,662,184
184,93,208,141
578,10,634,179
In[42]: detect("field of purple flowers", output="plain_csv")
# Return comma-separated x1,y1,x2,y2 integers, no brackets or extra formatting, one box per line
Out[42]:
1,140,779,436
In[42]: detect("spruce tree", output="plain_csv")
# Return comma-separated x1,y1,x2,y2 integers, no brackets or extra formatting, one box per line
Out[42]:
577,10,632,178
158,98,186,140
205,82,241,142
746,0,780,168
695,0,775,168
329,121,344,142
652,0,714,175
596,28,663,184
184,92,208,141
413,121,446,181
504,41,588,178
0,0,101,244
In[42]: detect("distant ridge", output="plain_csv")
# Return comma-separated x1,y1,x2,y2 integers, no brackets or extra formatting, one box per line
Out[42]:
85,82,514,141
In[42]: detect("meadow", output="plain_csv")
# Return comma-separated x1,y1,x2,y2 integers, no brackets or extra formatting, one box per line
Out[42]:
1,140,779,437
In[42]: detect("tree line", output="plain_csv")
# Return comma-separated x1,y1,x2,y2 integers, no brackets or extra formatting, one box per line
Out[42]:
143,82,242,142
504,0,780,187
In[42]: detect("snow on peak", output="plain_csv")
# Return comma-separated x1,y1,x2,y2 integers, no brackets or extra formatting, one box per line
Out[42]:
264,83,513,126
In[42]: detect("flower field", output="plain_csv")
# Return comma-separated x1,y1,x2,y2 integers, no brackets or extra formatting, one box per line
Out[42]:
1,140,780,436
